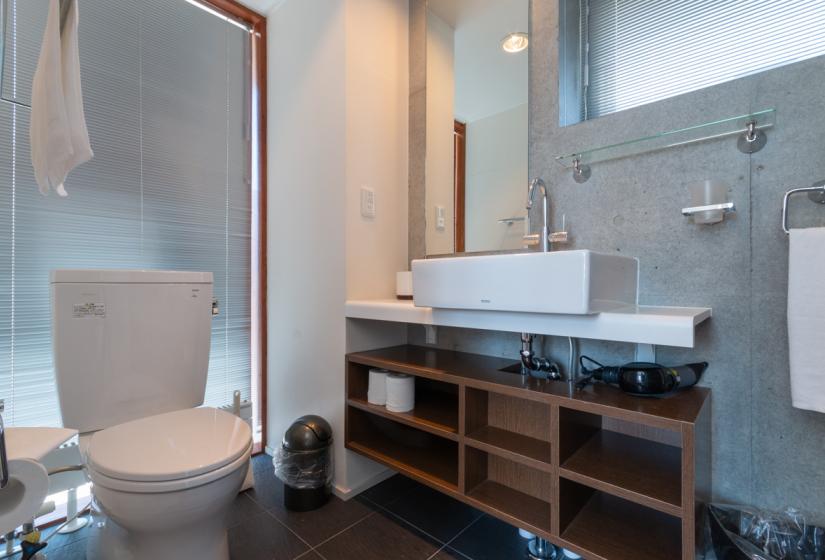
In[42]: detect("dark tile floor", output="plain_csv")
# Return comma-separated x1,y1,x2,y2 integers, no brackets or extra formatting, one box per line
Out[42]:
15,454,530,560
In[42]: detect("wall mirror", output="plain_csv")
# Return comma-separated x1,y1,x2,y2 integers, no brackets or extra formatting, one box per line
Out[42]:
422,0,529,255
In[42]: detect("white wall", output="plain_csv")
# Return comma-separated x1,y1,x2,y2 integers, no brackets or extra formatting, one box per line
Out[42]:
346,0,410,299
465,103,528,252
425,10,456,255
267,0,409,497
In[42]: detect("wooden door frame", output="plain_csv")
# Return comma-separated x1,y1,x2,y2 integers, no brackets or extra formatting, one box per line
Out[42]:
454,120,466,253
202,0,268,454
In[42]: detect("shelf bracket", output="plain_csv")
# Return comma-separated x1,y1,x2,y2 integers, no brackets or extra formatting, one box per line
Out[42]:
634,343,657,363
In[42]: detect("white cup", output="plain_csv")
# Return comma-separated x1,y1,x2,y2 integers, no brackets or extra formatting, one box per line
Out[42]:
689,180,729,224
396,271,413,299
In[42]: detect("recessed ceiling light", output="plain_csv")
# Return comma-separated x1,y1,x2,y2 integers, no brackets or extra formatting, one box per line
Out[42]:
501,32,529,53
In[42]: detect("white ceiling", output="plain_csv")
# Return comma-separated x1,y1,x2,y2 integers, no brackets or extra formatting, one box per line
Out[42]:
236,0,281,16
429,0,529,122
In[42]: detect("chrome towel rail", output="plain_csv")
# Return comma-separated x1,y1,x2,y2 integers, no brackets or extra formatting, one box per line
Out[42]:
782,180,825,234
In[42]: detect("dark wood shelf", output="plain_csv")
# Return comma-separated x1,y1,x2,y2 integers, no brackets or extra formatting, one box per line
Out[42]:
466,426,552,472
346,407,458,492
347,393,459,440
561,492,682,560
560,430,682,516
467,480,552,534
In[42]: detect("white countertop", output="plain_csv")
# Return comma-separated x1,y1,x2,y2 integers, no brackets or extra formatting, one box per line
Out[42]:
345,299,712,348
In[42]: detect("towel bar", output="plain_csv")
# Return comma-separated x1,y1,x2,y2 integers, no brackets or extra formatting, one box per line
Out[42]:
782,181,825,234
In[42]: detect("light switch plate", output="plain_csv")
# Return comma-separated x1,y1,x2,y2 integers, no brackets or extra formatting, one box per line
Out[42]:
360,187,376,218
435,206,445,230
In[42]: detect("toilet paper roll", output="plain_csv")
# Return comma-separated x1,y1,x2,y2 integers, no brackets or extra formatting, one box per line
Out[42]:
0,458,50,535
368,369,389,405
386,373,415,413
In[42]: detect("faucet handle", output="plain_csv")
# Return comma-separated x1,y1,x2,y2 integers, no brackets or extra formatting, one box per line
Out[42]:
522,233,542,247
549,231,569,244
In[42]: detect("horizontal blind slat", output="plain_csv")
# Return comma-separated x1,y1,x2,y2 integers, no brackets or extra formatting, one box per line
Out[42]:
584,0,825,119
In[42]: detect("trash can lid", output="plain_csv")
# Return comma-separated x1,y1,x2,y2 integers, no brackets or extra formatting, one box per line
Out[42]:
283,415,333,451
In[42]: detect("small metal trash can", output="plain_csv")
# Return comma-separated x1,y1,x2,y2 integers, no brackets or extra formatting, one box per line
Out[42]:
273,415,333,511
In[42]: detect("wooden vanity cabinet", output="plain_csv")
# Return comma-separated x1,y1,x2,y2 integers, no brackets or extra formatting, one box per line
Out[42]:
346,345,711,560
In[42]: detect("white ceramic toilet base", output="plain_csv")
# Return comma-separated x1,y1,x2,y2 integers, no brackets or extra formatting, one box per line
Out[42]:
88,517,230,560
85,448,250,560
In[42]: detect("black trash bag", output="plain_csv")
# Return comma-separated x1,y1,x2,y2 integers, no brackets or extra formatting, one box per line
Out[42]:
705,504,825,560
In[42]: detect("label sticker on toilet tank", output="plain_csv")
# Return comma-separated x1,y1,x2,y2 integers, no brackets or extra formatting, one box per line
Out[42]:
72,303,106,318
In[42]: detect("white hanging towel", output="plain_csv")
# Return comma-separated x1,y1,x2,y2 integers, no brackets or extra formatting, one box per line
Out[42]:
788,227,825,413
30,0,93,197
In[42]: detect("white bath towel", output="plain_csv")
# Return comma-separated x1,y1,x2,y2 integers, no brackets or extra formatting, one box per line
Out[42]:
30,0,93,197
788,227,825,413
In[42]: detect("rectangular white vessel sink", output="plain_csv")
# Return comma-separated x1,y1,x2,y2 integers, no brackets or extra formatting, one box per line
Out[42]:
412,250,638,315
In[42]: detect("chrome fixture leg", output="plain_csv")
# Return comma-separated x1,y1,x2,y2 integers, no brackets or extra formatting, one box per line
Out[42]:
527,538,558,559
58,487,89,534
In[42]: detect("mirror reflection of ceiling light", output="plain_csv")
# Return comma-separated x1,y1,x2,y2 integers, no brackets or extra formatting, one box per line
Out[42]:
501,32,529,53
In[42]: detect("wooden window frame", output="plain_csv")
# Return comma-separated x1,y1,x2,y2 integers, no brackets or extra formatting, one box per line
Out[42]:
454,120,466,253
201,0,268,454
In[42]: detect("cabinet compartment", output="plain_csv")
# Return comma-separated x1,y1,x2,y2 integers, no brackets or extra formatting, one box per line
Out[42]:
558,408,683,515
347,361,459,437
559,479,682,560
464,388,552,470
346,406,458,490
464,447,552,534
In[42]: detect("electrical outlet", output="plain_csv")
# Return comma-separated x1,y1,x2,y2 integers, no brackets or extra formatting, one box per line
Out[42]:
360,187,376,218
425,325,438,344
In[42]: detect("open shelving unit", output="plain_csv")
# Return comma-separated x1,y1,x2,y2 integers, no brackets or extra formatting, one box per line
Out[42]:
345,345,711,560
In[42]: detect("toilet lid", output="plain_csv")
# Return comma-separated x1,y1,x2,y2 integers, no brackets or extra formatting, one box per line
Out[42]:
86,407,252,482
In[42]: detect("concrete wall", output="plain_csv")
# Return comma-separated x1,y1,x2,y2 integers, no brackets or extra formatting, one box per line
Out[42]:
268,0,408,497
424,10,455,256
465,103,528,252
409,2,825,519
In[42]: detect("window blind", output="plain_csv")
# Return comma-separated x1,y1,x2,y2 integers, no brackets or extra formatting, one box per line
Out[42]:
0,0,252,427
582,0,825,120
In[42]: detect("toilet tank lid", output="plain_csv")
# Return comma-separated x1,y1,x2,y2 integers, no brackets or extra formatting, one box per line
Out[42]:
50,269,213,284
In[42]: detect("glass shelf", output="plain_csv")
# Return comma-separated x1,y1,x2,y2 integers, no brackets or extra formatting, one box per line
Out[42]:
555,108,775,169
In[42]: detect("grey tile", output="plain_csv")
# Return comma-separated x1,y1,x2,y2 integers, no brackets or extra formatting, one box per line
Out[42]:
296,553,324,560
228,511,309,560
382,484,483,543
448,515,526,560
228,491,266,528
40,538,88,560
246,453,285,510
430,547,472,560
356,474,420,508
269,495,374,547
315,509,441,560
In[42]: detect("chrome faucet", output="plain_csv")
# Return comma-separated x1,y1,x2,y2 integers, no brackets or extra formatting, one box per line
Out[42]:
524,178,550,252
523,178,568,252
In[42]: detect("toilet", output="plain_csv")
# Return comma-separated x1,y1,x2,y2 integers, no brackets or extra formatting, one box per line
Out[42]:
50,270,252,560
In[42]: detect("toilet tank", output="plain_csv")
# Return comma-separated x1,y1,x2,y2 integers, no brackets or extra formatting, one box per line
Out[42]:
51,270,214,433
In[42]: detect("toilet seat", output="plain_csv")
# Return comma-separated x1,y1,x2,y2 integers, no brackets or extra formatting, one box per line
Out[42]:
86,407,252,491
88,442,252,493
